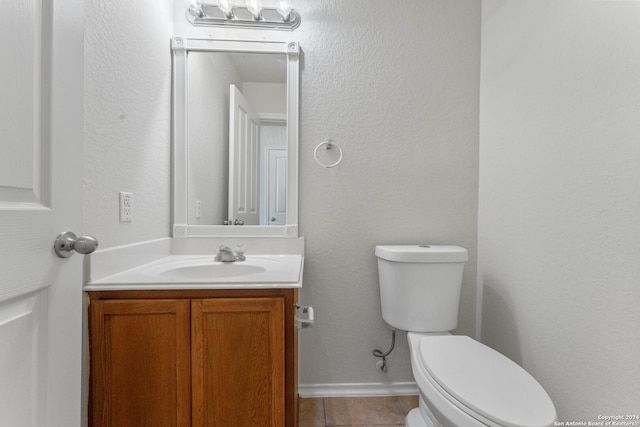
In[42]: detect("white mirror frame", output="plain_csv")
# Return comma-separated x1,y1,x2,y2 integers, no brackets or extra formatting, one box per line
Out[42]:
171,37,300,238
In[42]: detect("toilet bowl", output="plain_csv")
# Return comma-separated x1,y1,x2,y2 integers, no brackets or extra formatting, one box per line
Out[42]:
375,245,557,427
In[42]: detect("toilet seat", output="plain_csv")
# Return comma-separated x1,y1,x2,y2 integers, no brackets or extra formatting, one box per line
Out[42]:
412,334,556,427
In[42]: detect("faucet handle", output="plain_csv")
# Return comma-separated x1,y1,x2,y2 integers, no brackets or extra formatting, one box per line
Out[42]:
235,244,246,261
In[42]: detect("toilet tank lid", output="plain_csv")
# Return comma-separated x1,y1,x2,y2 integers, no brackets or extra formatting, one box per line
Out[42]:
375,245,468,263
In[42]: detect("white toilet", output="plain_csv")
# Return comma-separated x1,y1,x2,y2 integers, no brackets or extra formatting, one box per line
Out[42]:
375,245,557,427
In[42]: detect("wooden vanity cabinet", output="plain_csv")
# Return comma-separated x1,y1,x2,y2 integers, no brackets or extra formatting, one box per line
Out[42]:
88,289,298,427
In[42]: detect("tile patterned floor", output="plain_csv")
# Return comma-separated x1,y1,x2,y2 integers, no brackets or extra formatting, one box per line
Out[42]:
299,395,419,427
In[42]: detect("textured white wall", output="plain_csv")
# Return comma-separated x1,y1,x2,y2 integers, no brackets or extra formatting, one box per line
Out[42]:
295,0,480,387
84,0,174,247
479,0,640,419
174,0,481,387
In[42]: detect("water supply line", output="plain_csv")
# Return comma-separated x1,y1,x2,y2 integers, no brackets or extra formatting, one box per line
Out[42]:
372,329,396,372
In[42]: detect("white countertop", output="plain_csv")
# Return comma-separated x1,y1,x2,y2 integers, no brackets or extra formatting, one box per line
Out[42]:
85,254,303,291
84,237,305,291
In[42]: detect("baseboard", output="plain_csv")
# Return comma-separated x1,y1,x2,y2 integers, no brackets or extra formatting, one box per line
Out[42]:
298,382,418,398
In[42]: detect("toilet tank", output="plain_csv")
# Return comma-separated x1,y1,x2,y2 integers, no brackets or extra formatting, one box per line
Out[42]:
375,245,468,332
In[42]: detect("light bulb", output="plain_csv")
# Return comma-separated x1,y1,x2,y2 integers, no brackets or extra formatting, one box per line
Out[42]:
246,0,262,20
217,0,233,18
276,0,292,21
185,0,204,17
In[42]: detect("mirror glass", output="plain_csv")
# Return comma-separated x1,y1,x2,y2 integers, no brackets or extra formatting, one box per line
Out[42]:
172,38,299,237
188,51,287,226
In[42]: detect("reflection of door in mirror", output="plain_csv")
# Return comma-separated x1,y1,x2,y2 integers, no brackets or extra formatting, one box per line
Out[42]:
229,85,261,225
230,86,288,226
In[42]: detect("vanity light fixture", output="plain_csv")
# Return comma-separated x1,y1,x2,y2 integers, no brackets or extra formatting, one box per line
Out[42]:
185,0,301,30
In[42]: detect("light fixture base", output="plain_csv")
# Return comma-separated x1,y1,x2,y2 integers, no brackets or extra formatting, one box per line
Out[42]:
186,5,301,30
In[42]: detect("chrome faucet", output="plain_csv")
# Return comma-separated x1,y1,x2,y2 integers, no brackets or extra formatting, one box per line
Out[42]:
214,244,246,262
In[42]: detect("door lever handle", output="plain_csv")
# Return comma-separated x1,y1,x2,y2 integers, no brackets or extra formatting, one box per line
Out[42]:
54,231,99,258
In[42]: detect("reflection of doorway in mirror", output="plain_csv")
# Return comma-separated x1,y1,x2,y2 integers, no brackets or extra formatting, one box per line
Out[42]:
261,123,287,225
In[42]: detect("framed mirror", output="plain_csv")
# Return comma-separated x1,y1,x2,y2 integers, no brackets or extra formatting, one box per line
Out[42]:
171,37,299,237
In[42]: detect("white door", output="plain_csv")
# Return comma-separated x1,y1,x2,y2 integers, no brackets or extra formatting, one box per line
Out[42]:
267,148,287,225
0,0,84,425
228,85,261,225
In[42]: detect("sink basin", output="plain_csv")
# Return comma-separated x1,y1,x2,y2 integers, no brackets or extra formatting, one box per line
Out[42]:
158,261,267,281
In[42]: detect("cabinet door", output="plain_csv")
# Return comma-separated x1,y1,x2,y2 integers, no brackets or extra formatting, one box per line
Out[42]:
192,297,285,427
90,299,191,427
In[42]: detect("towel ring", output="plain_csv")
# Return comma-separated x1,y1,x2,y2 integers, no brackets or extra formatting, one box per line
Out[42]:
314,140,343,168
